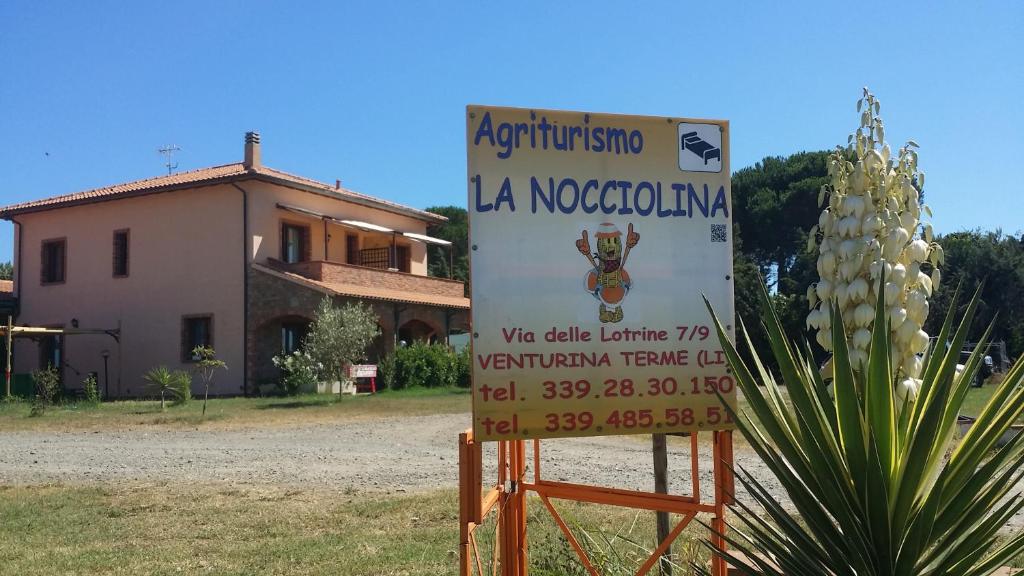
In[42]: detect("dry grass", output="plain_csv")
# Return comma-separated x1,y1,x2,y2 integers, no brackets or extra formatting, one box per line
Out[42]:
0,482,713,576
0,387,470,433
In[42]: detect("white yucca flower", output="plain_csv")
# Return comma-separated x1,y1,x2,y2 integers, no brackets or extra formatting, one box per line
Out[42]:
807,89,943,379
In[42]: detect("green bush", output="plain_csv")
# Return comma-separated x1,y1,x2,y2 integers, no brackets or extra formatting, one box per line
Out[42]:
377,352,396,390
387,342,466,389
145,366,193,409
29,365,61,416
272,350,318,396
82,374,100,405
171,372,192,406
455,345,471,388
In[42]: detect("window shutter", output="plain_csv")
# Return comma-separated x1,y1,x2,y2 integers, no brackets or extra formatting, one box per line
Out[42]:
181,318,190,362
280,223,288,261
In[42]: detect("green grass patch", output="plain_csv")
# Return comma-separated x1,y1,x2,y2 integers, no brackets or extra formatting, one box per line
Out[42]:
0,483,711,576
0,387,470,432
961,385,999,418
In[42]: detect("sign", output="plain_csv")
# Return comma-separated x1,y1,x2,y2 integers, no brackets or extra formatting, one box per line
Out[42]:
349,364,378,378
467,106,735,441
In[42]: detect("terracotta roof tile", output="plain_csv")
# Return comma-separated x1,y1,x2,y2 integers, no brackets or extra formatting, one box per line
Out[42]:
1,163,445,223
0,279,14,303
1,163,248,214
251,166,444,222
253,263,470,309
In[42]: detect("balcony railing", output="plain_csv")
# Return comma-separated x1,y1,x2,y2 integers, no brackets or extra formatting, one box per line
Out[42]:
266,259,465,299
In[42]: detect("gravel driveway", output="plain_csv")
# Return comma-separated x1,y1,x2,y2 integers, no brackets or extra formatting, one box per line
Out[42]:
0,412,779,501
3,412,1022,531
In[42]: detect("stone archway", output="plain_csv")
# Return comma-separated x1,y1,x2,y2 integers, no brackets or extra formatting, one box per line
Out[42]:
397,319,438,346
253,314,312,388
366,323,387,363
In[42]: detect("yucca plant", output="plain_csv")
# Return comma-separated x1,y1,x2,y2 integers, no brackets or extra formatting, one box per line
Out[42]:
144,366,192,410
697,276,1024,575
807,88,942,395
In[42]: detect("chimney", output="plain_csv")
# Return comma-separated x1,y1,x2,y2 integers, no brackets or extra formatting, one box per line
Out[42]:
335,179,341,190
244,131,261,169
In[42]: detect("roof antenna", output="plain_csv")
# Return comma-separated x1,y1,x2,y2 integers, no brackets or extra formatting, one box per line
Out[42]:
157,145,181,174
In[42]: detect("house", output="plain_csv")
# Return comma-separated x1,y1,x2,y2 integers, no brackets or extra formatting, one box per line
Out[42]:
0,132,469,397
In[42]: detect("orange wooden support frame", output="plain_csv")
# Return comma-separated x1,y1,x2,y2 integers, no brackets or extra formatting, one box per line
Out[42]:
459,430,735,576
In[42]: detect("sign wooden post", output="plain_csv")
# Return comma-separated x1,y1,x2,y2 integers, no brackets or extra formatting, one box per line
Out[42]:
462,106,736,575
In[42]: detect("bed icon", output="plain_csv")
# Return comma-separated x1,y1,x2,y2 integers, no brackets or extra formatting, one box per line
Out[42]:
677,123,723,173
680,131,721,165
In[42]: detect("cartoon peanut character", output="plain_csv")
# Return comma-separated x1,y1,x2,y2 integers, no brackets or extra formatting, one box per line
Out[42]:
575,222,639,323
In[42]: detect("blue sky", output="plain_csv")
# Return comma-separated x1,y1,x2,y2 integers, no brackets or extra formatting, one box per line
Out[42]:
1,1,1021,261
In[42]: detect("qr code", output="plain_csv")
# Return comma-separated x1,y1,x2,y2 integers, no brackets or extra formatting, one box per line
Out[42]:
710,224,727,243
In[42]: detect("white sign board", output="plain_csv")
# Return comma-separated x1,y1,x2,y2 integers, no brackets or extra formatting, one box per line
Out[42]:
467,106,735,441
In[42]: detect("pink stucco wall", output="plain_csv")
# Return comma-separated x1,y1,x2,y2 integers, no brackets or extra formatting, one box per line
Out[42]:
10,177,442,396
242,180,430,274
12,184,246,396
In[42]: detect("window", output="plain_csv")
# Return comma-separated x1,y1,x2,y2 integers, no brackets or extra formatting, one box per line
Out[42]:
345,234,359,265
182,315,213,362
39,333,63,372
281,222,310,263
281,321,308,355
113,229,129,277
395,245,411,273
41,238,66,284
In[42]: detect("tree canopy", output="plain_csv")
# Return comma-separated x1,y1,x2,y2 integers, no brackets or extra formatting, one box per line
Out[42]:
924,230,1024,360
425,206,469,295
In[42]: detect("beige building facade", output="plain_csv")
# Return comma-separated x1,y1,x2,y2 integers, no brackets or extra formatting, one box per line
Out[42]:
1,133,469,396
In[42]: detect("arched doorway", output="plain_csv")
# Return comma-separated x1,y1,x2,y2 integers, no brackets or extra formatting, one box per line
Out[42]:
398,319,437,346
253,315,312,387
367,323,387,363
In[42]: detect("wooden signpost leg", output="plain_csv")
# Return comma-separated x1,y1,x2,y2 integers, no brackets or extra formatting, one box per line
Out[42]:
711,430,732,576
499,440,528,576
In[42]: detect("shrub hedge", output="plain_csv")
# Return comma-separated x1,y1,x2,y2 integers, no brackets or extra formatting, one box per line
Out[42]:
379,343,470,390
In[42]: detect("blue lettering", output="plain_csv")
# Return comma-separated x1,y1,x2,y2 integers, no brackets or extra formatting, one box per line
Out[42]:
607,128,628,154
599,180,617,214
474,112,495,147
538,117,552,149
711,185,730,217
474,175,493,213
656,182,673,217
580,180,600,214
495,177,515,212
552,124,568,151
557,178,580,213
688,183,709,218
634,182,655,216
515,123,528,149
592,127,605,152
496,122,514,159
583,115,590,150
629,130,643,154
671,183,687,216
569,126,582,151
531,177,555,213
617,181,634,214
